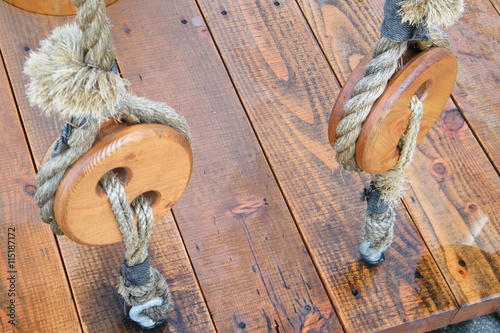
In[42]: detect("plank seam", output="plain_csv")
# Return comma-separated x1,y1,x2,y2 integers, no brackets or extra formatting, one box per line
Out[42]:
170,207,220,333
189,2,298,330
487,0,500,15
191,1,345,331
400,198,460,325
293,0,343,91
450,94,499,175
0,48,84,332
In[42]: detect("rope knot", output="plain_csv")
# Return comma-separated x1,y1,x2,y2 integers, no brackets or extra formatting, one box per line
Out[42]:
118,267,171,329
24,0,126,123
398,0,464,28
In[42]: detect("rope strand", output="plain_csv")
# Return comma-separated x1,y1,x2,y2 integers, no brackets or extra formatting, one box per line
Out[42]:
334,37,407,172
35,119,100,234
100,172,171,328
359,96,423,264
73,0,115,70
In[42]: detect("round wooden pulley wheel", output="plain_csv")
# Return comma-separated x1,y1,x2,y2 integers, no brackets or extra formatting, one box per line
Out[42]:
43,121,193,246
2,0,117,16
329,47,458,174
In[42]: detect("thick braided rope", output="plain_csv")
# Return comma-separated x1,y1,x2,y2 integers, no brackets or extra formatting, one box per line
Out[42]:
357,29,450,264
333,8,452,263
334,37,407,172
100,173,171,326
73,0,114,71
374,96,424,201
33,0,189,234
359,96,423,263
118,92,191,144
35,120,99,235
34,0,114,233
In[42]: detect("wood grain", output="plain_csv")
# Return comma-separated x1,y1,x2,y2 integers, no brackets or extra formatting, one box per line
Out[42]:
330,47,458,173
0,53,81,332
489,0,500,13
0,3,215,332
53,122,193,246
296,0,500,324
196,0,458,332
0,0,496,331
107,0,342,331
447,0,500,169
404,100,500,323
3,0,117,16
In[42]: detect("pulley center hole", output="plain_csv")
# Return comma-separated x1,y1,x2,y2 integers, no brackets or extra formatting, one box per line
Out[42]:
111,167,131,185
414,80,433,101
133,191,159,208
96,167,132,196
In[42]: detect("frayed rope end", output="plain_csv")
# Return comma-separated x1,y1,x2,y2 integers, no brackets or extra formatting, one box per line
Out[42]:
24,23,128,123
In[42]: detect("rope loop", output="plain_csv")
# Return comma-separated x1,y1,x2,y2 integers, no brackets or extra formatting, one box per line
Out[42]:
101,172,172,326
129,298,166,329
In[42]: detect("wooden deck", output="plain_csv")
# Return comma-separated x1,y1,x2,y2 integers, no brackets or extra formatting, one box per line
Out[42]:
0,0,499,332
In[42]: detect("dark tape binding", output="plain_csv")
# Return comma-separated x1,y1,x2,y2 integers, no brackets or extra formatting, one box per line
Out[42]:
120,256,151,286
364,182,390,215
380,0,430,42
52,117,88,156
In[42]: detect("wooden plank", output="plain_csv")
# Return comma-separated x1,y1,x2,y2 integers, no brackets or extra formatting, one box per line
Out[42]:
195,0,458,332
107,0,342,331
446,0,500,170
0,0,342,332
404,101,500,323
296,0,500,324
0,3,215,332
0,54,81,331
490,0,500,13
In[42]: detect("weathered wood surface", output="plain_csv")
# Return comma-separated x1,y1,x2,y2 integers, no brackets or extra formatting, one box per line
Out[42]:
447,0,500,170
490,0,500,13
0,3,215,332
52,122,193,246
296,0,500,325
0,0,498,332
0,54,81,331
108,0,342,331
195,0,458,332
404,100,500,323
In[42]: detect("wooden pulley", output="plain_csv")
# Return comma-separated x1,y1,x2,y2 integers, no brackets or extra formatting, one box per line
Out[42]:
329,47,458,174
43,121,193,246
3,0,117,16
